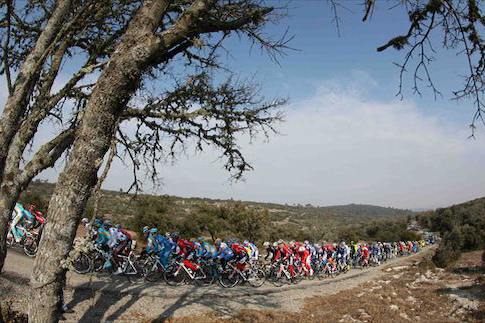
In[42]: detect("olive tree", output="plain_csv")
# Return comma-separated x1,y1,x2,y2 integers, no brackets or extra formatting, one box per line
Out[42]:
29,0,288,321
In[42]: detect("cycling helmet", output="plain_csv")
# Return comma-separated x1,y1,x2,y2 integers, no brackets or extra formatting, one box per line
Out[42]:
115,224,122,229
172,232,180,240
198,236,205,242
304,240,309,245
103,219,112,227
263,242,270,247
142,226,149,234
81,218,89,224
165,232,171,238
272,242,278,247
298,246,305,252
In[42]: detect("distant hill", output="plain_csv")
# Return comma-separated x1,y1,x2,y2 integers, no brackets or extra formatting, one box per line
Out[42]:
20,180,416,242
320,203,411,217
22,180,412,220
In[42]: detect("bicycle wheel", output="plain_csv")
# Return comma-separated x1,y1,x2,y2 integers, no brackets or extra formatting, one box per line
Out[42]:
92,252,106,272
270,273,284,287
6,234,14,246
201,265,216,285
128,260,145,283
292,272,303,284
164,266,186,286
317,266,328,280
23,237,38,258
218,269,239,288
145,263,163,282
274,268,293,286
248,269,266,287
72,252,92,274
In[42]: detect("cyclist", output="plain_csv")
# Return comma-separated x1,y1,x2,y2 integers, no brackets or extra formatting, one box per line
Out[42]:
200,237,215,257
361,243,370,266
10,203,35,243
263,242,277,262
340,241,351,267
243,240,259,262
112,224,130,275
231,241,250,272
142,227,159,255
173,233,199,273
156,231,174,269
213,239,234,269
298,246,312,276
96,220,112,269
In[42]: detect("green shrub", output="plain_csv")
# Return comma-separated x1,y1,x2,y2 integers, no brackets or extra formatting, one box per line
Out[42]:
432,244,461,268
418,258,436,273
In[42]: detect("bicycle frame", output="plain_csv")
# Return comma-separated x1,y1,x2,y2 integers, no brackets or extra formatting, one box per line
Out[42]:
172,261,206,280
118,252,140,275
275,263,292,280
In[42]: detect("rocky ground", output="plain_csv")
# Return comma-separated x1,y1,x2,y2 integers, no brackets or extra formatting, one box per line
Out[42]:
167,250,484,323
1,246,483,322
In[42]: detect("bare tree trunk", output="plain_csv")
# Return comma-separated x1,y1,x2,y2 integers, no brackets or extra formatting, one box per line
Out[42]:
0,0,72,183
28,1,172,321
0,183,20,267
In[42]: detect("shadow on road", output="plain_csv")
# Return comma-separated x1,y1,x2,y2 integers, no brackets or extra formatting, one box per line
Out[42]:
67,277,282,322
152,286,281,322
68,275,146,322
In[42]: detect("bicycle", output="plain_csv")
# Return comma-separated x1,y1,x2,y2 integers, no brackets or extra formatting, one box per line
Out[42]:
219,260,266,288
7,226,40,258
140,253,168,282
267,261,296,287
164,258,214,286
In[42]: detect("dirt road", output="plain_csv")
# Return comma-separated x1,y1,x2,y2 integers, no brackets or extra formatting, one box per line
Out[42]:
1,246,437,322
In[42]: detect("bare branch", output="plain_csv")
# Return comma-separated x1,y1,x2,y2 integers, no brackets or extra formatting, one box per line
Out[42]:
18,128,75,189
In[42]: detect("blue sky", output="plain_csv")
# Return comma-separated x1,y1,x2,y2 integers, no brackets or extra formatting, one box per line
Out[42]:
5,0,485,210
220,1,475,123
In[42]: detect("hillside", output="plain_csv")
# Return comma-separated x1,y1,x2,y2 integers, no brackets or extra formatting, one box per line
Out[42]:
418,196,485,267
20,180,416,242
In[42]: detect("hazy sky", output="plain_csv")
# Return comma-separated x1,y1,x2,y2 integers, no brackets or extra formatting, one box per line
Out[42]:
3,1,485,210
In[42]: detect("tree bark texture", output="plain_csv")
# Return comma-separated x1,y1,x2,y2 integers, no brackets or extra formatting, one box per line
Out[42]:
0,0,71,183
0,186,19,277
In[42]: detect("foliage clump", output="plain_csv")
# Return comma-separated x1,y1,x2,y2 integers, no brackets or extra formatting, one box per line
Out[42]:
418,198,485,267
